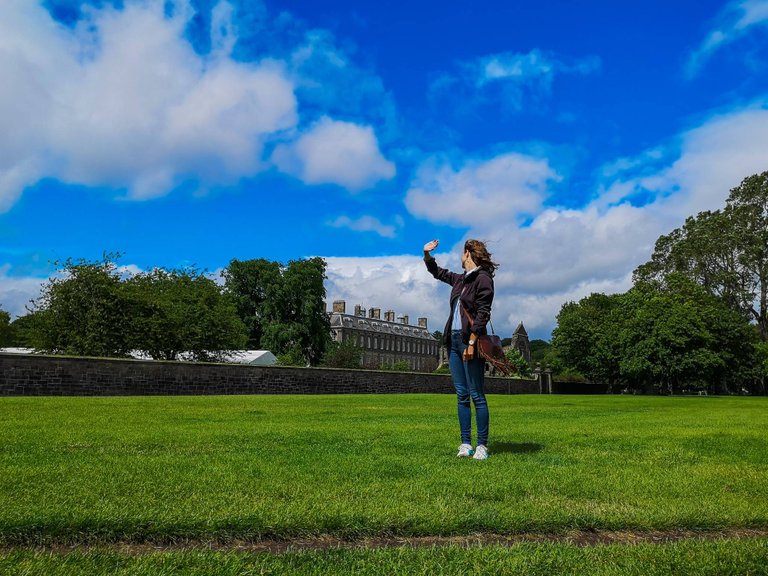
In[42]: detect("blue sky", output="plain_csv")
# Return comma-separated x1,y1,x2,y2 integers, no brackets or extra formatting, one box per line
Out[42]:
2,0,768,339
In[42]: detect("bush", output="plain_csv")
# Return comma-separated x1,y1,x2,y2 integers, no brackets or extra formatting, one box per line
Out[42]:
276,345,307,367
380,360,411,372
505,348,532,378
432,364,451,375
320,340,362,369
557,367,588,383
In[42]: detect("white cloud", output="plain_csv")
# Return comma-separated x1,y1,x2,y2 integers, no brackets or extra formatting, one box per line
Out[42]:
405,152,559,226
0,0,299,209
0,265,46,319
430,49,600,111
331,101,768,340
475,50,600,87
327,215,401,238
272,117,395,190
605,103,768,215
687,0,768,76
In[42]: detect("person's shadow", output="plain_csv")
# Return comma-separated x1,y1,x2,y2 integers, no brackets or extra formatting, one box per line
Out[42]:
489,441,544,455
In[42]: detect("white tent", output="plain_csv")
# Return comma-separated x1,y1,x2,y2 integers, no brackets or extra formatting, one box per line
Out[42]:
221,350,277,366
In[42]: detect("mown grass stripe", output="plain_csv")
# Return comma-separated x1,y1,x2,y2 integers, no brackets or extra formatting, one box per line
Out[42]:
2,538,768,576
3,529,768,555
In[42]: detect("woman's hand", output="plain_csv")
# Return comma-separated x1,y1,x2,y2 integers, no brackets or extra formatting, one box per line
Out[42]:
423,239,439,253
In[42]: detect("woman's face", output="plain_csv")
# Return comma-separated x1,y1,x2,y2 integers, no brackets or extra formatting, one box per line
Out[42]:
461,249,470,269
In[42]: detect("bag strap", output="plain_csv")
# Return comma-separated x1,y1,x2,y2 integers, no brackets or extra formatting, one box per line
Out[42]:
460,301,495,334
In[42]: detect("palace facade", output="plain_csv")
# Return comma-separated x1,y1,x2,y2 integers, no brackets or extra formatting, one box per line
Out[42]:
328,301,439,372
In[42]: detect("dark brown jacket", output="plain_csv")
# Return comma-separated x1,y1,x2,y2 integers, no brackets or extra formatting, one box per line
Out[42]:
424,256,494,347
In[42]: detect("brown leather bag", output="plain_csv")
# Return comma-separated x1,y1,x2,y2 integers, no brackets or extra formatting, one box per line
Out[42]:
461,304,518,376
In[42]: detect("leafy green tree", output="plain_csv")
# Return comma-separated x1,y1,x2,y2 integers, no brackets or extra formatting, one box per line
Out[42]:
755,341,768,395
225,257,331,365
551,293,625,390
727,171,768,340
321,339,363,369
8,313,43,347
529,339,551,366
504,348,531,378
28,255,132,357
0,308,12,347
635,171,768,340
125,268,247,362
275,345,307,367
222,259,282,348
620,277,757,394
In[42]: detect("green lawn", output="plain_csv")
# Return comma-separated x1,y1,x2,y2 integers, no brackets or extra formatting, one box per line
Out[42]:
1,394,767,573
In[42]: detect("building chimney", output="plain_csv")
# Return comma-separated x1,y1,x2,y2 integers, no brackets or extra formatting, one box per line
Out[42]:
369,308,381,320
354,304,365,317
385,310,395,322
418,317,428,329
399,315,409,325
332,300,346,314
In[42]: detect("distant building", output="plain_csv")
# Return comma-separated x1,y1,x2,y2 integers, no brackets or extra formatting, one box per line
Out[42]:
328,301,439,372
507,322,531,363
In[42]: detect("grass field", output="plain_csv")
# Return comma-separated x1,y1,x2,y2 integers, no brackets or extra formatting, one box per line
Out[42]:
1,394,767,573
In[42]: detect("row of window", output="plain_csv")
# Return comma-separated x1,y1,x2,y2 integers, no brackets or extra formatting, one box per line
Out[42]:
343,332,438,356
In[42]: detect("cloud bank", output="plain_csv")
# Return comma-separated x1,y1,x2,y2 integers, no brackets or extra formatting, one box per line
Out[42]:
0,0,394,211
326,102,768,339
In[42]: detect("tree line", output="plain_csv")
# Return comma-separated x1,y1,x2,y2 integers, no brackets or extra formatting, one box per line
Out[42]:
549,171,768,394
0,255,333,365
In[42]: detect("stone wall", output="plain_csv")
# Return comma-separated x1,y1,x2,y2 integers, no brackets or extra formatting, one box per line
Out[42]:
0,353,541,396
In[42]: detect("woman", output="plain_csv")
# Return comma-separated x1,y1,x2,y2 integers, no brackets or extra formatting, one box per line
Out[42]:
423,238,498,460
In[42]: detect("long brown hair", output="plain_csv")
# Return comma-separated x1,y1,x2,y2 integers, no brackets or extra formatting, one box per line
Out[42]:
464,239,499,277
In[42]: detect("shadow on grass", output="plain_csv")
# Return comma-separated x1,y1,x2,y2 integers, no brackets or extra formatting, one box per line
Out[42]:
489,442,544,455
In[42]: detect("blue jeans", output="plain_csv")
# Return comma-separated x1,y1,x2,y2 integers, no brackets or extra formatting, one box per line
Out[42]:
448,330,489,446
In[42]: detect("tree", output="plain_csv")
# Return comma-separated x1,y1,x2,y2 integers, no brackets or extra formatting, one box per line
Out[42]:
551,292,625,389
275,345,307,367
529,339,551,365
8,313,43,347
225,257,331,365
551,277,757,393
504,348,531,378
619,277,757,394
727,171,768,340
321,339,363,369
125,267,247,362
222,259,282,348
28,255,132,357
635,171,768,340
0,308,11,347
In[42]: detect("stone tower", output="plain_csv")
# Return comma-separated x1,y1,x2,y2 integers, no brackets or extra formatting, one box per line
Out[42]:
509,322,531,363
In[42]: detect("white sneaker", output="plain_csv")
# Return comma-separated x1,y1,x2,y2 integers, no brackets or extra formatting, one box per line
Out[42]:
457,443,474,457
473,445,489,460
